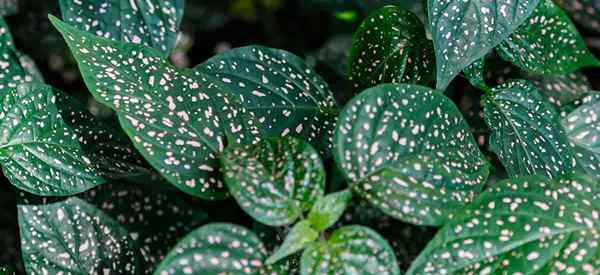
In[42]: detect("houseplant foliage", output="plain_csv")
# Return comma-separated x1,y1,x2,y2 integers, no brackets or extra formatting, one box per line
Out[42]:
0,0,599,274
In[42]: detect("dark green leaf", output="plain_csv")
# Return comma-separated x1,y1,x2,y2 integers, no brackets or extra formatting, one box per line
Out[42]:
59,0,184,54
50,15,262,199
563,95,600,178
307,189,352,231
266,220,319,265
407,174,600,275
301,225,400,275
154,223,287,275
348,5,434,93
528,71,591,110
556,0,600,32
428,0,540,89
463,58,490,92
333,84,489,226
0,266,14,275
199,45,338,155
484,80,575,179
497,0,600,75
0,19,36,91
221,137,325,226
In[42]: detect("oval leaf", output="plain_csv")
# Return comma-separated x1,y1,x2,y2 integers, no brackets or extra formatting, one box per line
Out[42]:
50,15,262,199
59,0,184,53
221,137,325,226
333,84,489,226
199,45,338,155
563,95,600,178
497,0,600,75
407,174,600,275
301,225,400,275
428,0,540,89
348,5,435,93
484,79,575,179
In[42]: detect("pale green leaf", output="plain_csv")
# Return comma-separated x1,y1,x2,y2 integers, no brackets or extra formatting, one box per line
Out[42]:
266,220,319,265
307,189,352,231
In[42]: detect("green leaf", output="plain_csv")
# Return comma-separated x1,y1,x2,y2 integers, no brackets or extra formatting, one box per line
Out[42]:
333,84,489,226
50,15,262,199
154,223,287,275
348,5,434,93
563,95,600,178
301,225,400,275
484,79,575,179
407,174,600,275
266,220,319,265
307,189,352,231
220,137,326,226
463,58,490,92
556,0,600,32
58,0,184,54
0,84,105,196
428,0,540,90
18,182,207,274
198,45,338,155
0,266,14,275
528,71,591,110
497,0,600,75
0,19,36,91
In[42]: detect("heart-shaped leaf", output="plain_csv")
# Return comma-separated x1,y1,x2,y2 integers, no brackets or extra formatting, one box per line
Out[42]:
154,223,287,275
301,225,400,275
556,0,600,33
484,80,575,179
333,84,489,226
498,0,600,75
348,5,435,93
563,95,600,178
198,46,338,155
528,71,591,110
50,15,262,199
58,0,184,54
221,137,325,226
407,173,600,275
428,0,540,90
18,182,207,274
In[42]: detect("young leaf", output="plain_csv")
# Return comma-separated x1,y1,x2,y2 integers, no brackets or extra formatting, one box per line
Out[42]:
154,223,287,275
407,174,600,275
348,5,435,93
563,96,600,178
333,84,489,226
266,220,319,264
307,189,352,231
497,0,600,75
50,15,262,199
0,84,105,196
198,46,338,156
0,19,35,91
58,0,185,54
220,137,326,226
428,0,540,90
301,225,400,275
528,71,591,110
484,80,575,179
556,0,600,32
18,182,207,274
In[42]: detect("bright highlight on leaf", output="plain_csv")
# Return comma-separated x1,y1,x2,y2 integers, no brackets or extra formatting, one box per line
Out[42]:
333,84,489,226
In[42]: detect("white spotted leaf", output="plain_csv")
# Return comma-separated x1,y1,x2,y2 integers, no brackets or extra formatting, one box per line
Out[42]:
484,80,575,179
556,0,600,33
563,95,600,179
406,174,600,275
528,71,591,111
221,137,325,226
198,46,338,155
497,0,600,75
50,15,262,199
333,84,490,226
463,58,490,92
300,225,400,275
154,223,288,275
59,0,184,54
0,84,105,196
348,5,435,93
0,19,36,92
428,0,540,90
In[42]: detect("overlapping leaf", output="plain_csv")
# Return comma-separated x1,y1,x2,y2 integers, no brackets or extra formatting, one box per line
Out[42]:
59,0,185,54
154,223,287,275
563,95,600,178
18,182,207,274
333,84,489,226
301,225,400,275
484,80,575,179
498,0,599,75
463,58,490,92
528,71,591,110
199,46,338,155
348,5,434,93
556,0,600,32
407,174,600,274
51,15,262,199
220,137,325,226
428,0,539,90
